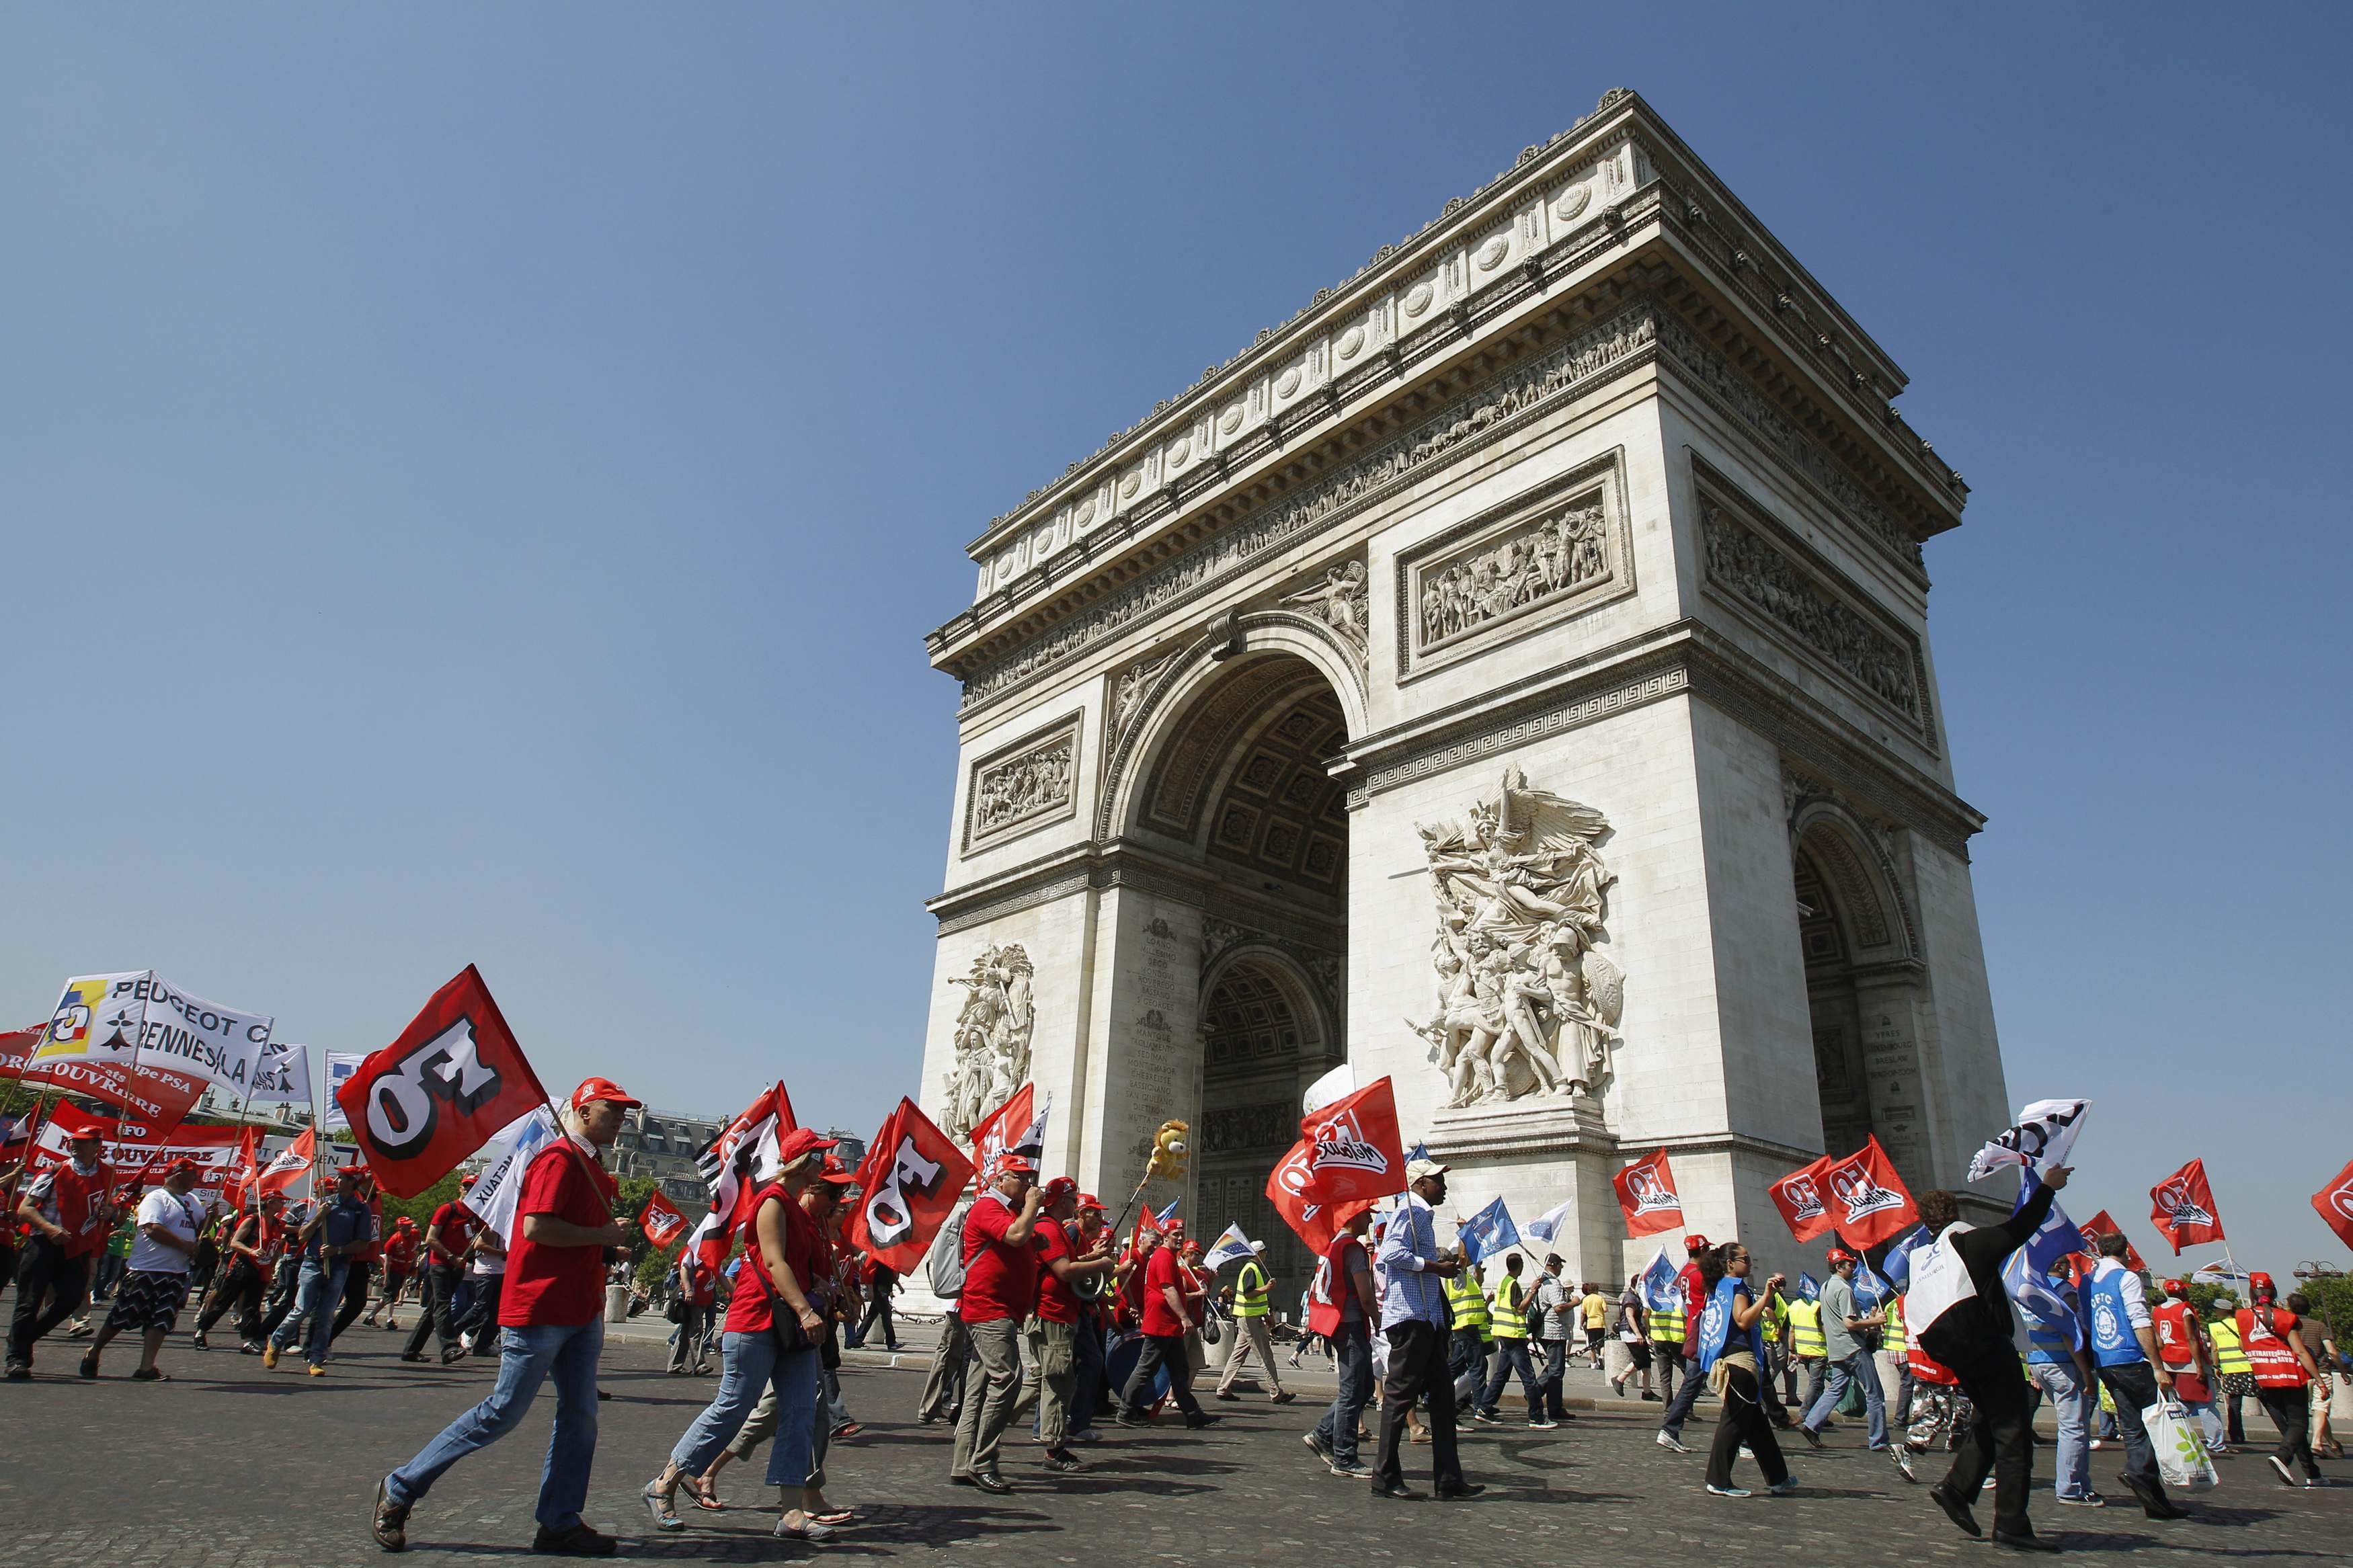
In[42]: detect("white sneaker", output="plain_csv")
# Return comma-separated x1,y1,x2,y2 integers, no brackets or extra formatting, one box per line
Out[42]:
1658,1432,1694,1454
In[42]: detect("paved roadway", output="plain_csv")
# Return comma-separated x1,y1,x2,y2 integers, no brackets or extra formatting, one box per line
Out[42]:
1,1318,2342,1566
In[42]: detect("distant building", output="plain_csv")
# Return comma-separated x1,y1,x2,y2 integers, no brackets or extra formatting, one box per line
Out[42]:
612,1106,726,1218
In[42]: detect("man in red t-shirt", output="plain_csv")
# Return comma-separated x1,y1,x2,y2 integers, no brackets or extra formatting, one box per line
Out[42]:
1030,1177,1114,1470
370,1218,420,1331
1117,1219,1215,1429
949,1152,1043,1493
7,1124,118,1378
375,1079,641,1557
402,1173,483,1365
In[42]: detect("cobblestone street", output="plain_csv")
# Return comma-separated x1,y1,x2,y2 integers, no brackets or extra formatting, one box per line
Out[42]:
3,1322,2342,1567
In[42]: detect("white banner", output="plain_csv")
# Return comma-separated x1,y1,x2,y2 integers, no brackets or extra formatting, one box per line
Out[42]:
246,1041,312,1104
1302,1063,1355,1116
30,971,274,1094
1966,1098,2093,1184
321,1051,367,1130
471,1107,562,1244
1203,1223,1255,1271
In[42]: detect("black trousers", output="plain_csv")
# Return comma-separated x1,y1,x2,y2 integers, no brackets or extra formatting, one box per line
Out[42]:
401,1264,466,1356
2257,1386,2319,1478
329,1261,374,1342
1119,1332,1203,1417
7,1239,91,1369
458,1272,504,1352
196,1257,268,1341
1705,1362,1790,1489
1374,1321,1464,1490
1939,1336,2039,1538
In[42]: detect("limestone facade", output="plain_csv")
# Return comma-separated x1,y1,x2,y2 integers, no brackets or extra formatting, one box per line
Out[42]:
918,89,2008,1293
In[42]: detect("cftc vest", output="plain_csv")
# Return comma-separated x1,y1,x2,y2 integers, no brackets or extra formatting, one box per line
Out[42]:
1445,1272,1490,1336
1883,1296,1908,1356
1490,1276,1529,1339
1648,1298,1687,1345
1788,1298,1826,1358
1232,1260,1272,1318
2081,1266,2147,1368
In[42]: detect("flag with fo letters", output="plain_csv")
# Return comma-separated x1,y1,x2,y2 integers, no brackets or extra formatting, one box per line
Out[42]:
845,1096,972,1274
335,966,553,1199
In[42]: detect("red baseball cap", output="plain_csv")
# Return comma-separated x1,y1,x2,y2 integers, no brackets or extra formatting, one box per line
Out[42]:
160,1157,201,1179
570,1076,643,1111
1041,1176,1078,1204
1826,1247,1857,1266
776,1126,840,1167
1078,1192,1105,1212
818,1154,856,1186
994,1153,1039,1177
1683,1233,1710,1251
2161,1278,2186,1296
459,1173,479,1189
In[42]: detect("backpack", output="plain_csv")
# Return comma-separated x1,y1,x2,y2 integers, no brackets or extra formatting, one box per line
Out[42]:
926,1204,970,1298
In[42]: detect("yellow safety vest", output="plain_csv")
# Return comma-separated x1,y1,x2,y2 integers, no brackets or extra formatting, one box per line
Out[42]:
1490,1276,1529,1339
1789,1298,1827,1358
2208,1317,2252,1376
1232,1260,1271,1318
1445,1272,1490,1336
1884,1296,1907,1355
1762,1294,1789,1345
1648,1299,1686,1345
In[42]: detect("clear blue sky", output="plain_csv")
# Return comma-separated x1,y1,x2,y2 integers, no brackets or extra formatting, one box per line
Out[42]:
6,6,2346,1277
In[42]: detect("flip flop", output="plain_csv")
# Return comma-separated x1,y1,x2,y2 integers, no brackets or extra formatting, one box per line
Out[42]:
686,1477,724,1512
830,1422,863,1440
130,1368,172,1382
809,1508,856,1526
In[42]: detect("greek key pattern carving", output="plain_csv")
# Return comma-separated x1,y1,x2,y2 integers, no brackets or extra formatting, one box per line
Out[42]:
1699,495,1923,729
961,713,1082,852
1350,665,1688,805
960,306,1661,710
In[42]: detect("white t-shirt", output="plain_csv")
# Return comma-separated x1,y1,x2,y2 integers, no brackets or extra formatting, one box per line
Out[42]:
128,1188,204,1274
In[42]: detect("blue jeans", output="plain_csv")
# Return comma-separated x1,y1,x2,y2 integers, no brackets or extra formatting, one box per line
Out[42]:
272,1259,348,1368
387,1319,604,1532
1804,1348,1888,1447
1313,1324,1374,1467
1661,1354,1704,1439
1480,1337,1542,1418
670,1330,820,1487
2027,1359,2092,1498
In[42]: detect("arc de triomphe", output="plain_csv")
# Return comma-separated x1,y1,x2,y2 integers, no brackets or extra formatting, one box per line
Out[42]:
918,89,2009,1287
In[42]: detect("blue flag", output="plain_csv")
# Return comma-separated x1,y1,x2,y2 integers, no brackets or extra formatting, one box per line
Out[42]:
1640,1246,1679,1311
1851,1251,1892,1311
2002,1247,2084,1352
2013,1169,2080,1282
1455,1196,1521,1266
1406,1139,1431,1164
1153,1198,1181,1227
1881,1225,1931,1290
1794,1271,1821,1303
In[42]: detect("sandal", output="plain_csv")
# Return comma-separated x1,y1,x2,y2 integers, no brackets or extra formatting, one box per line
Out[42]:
130,1367,171,1381
774,1514,836,1542
77,1354,99,1380
809,1508,856,1526
684,1476,723,1512
641,1479,684,1531
830,1421,863,1440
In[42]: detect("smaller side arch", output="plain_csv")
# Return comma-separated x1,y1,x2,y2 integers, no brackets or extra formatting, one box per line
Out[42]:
1789,800,1917,963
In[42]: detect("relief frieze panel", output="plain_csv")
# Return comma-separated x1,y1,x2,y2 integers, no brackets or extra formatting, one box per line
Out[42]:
961,712,1083,852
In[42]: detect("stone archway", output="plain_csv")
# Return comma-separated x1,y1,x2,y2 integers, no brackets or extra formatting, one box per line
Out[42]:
1195,944,1339,1290
1789,807,1934,1188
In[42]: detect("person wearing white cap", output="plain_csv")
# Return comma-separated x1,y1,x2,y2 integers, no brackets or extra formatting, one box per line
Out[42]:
1214,1239,1293,1404
1370,1157,1484,1501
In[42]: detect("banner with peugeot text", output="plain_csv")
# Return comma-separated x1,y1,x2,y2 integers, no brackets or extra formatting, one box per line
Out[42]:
334,965,553,1198
245,1041,313,1105
1612,1147,1684,1237
847,1096,973,1274
1266,1075,1406,1254
31,971,276,1094
1,1024,208,1128
2149,1158,2226,1253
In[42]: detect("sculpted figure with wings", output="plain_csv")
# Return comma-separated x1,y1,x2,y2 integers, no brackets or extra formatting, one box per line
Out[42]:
1411,766,1626,1106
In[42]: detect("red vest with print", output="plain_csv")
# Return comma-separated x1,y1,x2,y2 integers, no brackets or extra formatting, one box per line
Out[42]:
2237,1307,2307,1388
2151,1300,2198,1369
50,1162,118,1257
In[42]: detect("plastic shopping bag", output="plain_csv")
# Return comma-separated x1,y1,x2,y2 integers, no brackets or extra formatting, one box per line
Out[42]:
2145,1401,2219,1492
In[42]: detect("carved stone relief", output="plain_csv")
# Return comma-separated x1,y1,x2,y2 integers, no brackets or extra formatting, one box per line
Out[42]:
1277,560,1369,667
1111,651,1177,744
960,305,1659,708
1411,765,1626,1110
962,714,1082,851
1700,495,1924,727
941,944,1035,1142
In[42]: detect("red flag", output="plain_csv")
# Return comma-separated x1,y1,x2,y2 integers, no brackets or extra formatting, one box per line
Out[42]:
1769,1155,1835,1242
257,1127,316,1199
1814,1137,1919,1250
967,1083,1035,1180
640,1188,689,1249
2148,1159,2225,1254
847,1096,974,1273
686,1081,797,1276
2079,1210,2148,1272
1266,1077,1406,1253
0,1026,207,1129
221,1123,264,1210
1612,1148,1685,1237
2313,1157,2353,1252
334,966,553,1198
